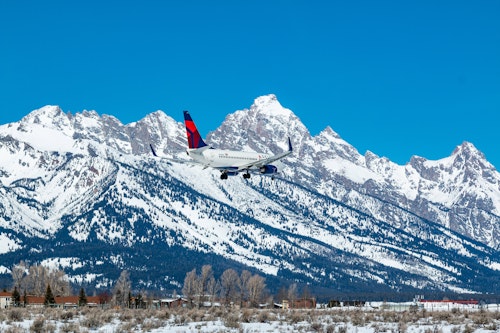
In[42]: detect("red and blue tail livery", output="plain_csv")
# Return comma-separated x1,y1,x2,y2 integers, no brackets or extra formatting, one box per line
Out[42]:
184,111,207,149
151,110,292,180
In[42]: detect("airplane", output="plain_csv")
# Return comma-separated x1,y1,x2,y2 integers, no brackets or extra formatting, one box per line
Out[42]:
150,110,292,180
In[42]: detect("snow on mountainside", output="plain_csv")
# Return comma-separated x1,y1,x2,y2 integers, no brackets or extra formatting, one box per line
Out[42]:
207,95,500,249
0,95,499,295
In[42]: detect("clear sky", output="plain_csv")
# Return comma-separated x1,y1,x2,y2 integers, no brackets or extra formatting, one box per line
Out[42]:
1,1,499,167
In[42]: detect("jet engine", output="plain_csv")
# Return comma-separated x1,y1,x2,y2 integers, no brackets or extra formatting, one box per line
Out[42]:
259,165,278,174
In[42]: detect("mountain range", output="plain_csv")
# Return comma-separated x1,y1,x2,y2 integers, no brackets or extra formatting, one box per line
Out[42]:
0,94,499,297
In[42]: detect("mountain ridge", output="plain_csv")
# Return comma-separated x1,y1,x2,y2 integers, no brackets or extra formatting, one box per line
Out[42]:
0,95,499,295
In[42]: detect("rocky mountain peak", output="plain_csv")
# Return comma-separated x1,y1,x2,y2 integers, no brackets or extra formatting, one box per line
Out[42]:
208,95,309,153
132,111,185,155
314,126,363,165
20,105,71,131
451,141,492,170
319,126,341,140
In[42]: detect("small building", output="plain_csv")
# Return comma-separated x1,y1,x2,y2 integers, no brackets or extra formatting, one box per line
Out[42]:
343,300,366,307
0,292,12,309
53,296,101,308
25,296,45,308
154,297,188,309
277,298,316,310
24,295,101,308
327,300,341,307
291,298,316,309
0,292,101,309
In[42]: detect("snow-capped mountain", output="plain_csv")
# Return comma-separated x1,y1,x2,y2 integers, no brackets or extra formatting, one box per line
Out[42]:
0,95,499,295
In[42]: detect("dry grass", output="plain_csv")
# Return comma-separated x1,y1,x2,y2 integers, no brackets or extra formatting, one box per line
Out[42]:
0,306,499,332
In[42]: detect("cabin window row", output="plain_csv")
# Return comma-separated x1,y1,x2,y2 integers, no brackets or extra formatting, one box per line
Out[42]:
218,155,258,161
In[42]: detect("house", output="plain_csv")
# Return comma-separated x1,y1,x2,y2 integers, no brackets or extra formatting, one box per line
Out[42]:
276,298,317,310
0,291,12,309
291,298,316,309
24,295,101,308
25,296,45,308
53,296,101,308
153,297,188,309
0,291,102,309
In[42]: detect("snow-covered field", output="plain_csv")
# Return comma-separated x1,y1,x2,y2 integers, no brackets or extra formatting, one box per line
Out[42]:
0,303,499,333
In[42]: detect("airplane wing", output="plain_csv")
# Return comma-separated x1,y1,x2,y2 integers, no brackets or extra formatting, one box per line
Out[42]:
235,137,293,171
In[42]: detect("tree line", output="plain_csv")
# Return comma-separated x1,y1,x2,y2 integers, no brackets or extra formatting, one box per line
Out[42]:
7,262,306,309
182,265,267,307
11,261,71,297
8,261,132,308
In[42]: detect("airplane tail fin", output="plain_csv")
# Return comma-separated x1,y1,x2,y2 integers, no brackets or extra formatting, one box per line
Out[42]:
183,110,208,149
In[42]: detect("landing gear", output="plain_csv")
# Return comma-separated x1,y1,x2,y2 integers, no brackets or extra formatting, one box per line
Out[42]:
220,172,228,180
243,172,251,179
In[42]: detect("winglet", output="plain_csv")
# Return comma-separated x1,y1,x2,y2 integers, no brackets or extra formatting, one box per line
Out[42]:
184,110,208,149
149,144,159,157
287,137,293,152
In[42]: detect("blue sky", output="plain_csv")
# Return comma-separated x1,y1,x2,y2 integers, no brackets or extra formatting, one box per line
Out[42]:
1,1,499,167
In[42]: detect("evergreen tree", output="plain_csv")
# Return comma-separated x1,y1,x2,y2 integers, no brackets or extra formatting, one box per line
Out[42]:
12,286,21,307
44,284,55,306
78,287,87,307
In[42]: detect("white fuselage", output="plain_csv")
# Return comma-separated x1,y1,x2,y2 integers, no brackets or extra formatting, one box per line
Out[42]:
187,148,270,169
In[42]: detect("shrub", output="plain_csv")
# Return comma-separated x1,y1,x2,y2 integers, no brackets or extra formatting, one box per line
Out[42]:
30,317,45,333
485,322,497,331
337,326,347,333
310,321,322,332
142,318,164,331
3,325,26,333
471,311,491,326
116,321,136,333
289,310,307,324
257,310,270,323
325,324,336,333
119,309,134,322
224,312,241,329
463,324,475,333
59,310,74,321
241,308,254,323
350,310,365,326
80,312,103,329
8,309,23,322
61,322,81,333
398,321,408,333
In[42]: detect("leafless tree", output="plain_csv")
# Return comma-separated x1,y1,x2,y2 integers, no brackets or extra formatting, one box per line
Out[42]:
113,270,131,307
49,269,70,296
288,283,298,308
247,274,266,307
199,265,213,294
220,268,240,306
196,265,214,307
11,261,27,290
182,268,198,306
301,284,311,299
26,265,48,296
206,276,219,305
12,263,70,297
12,261,71,296
276,286,288,303
239,270,252,307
